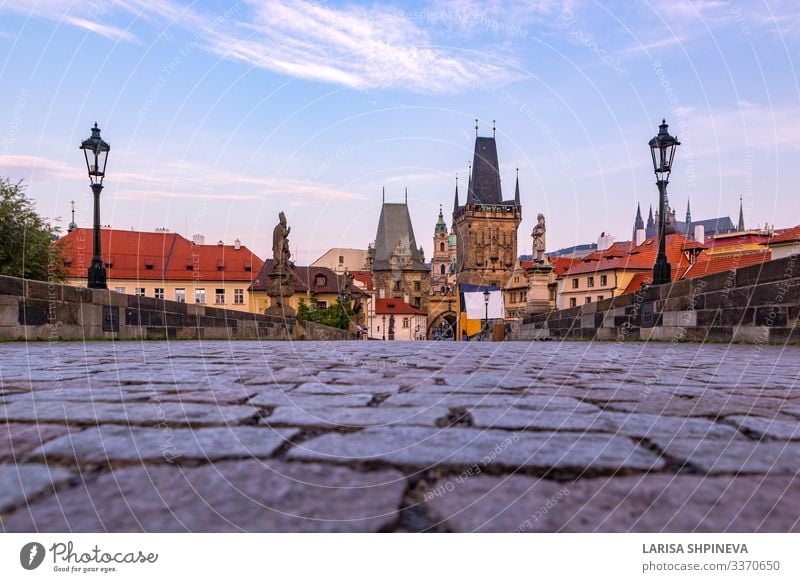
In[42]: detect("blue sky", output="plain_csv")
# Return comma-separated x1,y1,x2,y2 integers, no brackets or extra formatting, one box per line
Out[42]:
1,0,799,263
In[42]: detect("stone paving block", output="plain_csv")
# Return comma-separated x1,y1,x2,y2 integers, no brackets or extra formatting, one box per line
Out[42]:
248,391,373,408
382,392,600,413
293,381,401,396
265,406,445,429
0,399,260,427
289,427,664,472
604,393,792,418
466,408,616,432
726,415,800,440
2,388,152,403
602,412,740,439
0,423,73,462
422,474,800,532
35,425,299,464
652,437,800,474
0,463,73,513
1,461,406,532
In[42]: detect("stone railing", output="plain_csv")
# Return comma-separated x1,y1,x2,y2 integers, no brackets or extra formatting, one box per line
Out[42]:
515,254,800,344
0,275,355,341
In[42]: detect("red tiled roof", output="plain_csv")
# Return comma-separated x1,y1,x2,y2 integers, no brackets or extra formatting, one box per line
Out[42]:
765,225,800,245
57,228,263,282
623,272,651,294
564,234,699,280
249,261,368,296
551,257,581,277
374,298,426,315
683,250,772,280
351,270,373,290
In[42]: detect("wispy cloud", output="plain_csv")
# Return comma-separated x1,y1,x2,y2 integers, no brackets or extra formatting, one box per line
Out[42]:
0,154,84,181
62,16,141,44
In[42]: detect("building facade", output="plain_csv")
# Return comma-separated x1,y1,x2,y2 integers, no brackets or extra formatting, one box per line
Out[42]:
57,228,263,313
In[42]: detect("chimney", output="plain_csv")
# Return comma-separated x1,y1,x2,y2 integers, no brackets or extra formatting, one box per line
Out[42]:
694,225,705,243
403,291,410,304
192,234,205,245
379,287,385,299
234,238,241,251
597,232,615,251
635,228,646,246
217,240,224,246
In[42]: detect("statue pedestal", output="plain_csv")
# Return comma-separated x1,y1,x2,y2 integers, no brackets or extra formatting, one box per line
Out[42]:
524,262,554,316
264,266,296,317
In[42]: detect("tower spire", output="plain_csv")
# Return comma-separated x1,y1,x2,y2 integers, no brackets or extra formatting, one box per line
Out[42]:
475,118,478,137
514,166,520,206
685,199,692,225
68,200,77,233
738,195,745,231
492,119,496,138
453,175,459,213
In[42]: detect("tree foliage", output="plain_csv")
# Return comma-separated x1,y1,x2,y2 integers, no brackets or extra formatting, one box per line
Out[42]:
296,293,354,329
0,178,65,282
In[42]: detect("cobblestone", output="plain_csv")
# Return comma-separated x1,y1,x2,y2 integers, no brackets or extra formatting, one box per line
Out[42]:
1,340,798,532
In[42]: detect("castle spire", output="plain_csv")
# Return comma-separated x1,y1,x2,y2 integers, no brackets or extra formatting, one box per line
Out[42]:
738,195,745,231
514,166,520,206
685,199,692,225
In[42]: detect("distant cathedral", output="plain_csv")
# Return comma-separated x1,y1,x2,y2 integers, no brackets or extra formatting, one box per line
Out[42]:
631,197,743,242
452,122,522,288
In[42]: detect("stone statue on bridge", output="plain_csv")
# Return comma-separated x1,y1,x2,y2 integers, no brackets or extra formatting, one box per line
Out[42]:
266,211,295,317
532,213,546,263
272,211,292,272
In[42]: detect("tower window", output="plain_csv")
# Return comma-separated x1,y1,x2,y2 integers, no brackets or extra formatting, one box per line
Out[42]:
440,264,445,275
439,242,445,252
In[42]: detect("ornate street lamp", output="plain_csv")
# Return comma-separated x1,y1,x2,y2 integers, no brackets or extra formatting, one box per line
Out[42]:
79,123,111,289
648,119,679,285
483,289,491,340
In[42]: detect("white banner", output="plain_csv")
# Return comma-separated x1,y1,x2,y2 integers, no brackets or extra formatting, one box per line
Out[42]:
2,534,798,581
463,290,504,319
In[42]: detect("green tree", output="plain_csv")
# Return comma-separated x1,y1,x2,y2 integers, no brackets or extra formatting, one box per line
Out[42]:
0,178,65,282
320,297,354,329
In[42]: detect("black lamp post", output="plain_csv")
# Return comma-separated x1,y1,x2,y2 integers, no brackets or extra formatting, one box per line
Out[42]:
80,123,111,289
648,119,679,286
483,288,491,340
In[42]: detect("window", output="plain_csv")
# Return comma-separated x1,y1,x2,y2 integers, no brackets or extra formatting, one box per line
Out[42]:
338,255,344,265
413,297,421,307
569,298,577,308
215,288,225,304
134,287,145,297
439,242,445,252
403,317,410,328
394,281,401,291
440,264,445,275
234,288,244,305
154,288,165,300
598,295,604,301
414,281,420,291
588,276,595,288
315,274,327,287
600,275,607,286
114,286,126,294
572,278,579,289
585,297,592,304
316,301,327,309
195,288,206,304
175,288,186,303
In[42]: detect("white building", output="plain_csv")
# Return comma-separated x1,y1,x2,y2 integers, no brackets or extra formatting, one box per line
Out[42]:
369,297,427,340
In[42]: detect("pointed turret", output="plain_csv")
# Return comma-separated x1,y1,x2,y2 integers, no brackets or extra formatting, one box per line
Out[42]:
467,134,502,205
68,200,77,233
514,166,520,206
646,204,655,237
632,203,644,241
737,196,745,231
685,199,692,225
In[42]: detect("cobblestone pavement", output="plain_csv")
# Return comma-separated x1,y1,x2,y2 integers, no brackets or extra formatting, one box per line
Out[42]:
1,340,799,532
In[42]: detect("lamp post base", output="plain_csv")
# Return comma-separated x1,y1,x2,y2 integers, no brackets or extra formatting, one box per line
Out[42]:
652,255,671,286
87,260,107,290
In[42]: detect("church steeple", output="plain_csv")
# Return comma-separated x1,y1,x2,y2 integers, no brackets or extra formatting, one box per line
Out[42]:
435,204,447,233
737,196,745,231
68,200,77,233
632,203,644,240
685,199,692,225
514,166,520,206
